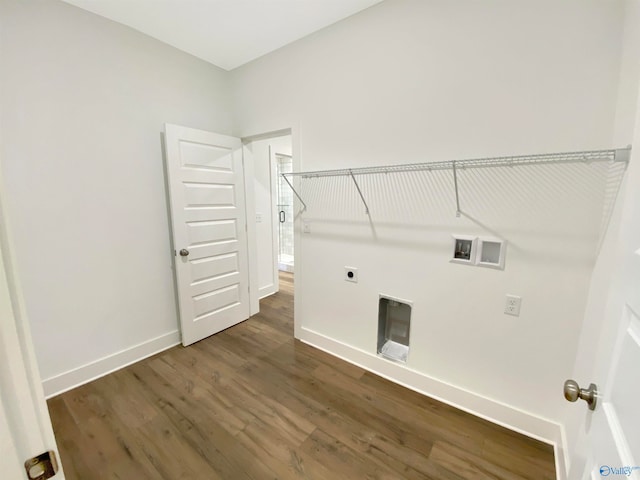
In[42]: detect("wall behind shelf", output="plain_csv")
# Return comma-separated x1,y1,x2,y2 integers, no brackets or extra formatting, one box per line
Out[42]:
232,0,627,442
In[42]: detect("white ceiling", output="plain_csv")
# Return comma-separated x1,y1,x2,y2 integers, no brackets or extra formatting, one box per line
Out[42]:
62,0,383,71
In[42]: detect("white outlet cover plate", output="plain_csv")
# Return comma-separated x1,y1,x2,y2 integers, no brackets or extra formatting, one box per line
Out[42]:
504,294,522,316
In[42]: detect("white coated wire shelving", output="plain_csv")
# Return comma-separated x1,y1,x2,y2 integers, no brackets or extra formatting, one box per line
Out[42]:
281,147,631,216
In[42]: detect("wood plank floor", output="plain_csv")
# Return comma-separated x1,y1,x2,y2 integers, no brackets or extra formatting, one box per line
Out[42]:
48,272,556,479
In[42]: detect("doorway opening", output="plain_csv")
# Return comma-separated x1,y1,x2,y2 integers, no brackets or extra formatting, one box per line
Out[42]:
243,131,295,304
276,152,294,273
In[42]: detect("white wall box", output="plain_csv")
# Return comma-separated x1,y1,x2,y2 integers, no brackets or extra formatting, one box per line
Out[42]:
476,238,506,270
450,235,477,265
377,296,412,363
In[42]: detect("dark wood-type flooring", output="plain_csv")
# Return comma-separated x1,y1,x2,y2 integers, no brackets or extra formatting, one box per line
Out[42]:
48,272,556,479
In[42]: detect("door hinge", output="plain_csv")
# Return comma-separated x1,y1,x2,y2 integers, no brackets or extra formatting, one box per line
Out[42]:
174,249,176,257
24,451,58,479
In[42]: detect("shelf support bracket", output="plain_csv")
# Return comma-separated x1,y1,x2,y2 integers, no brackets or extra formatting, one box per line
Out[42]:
452,161,461,217
282,174,307,211
349,170,370,215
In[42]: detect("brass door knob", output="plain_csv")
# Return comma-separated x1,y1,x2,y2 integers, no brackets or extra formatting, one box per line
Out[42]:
179,249,190,257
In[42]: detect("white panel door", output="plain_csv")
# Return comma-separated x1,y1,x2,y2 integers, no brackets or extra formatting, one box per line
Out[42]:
567,147,640,476
0,189,64,478
164,124,250,346
584,170,640,479
0,394,25,480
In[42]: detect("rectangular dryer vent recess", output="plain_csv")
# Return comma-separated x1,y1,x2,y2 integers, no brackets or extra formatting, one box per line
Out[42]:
377,296,412,363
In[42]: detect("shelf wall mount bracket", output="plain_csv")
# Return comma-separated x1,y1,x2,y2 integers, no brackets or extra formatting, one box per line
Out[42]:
281,174,307,212
349,169,370,215
452,161,461,217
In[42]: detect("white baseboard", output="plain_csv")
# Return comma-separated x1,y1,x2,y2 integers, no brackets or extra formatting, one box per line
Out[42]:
43,330,181,398
258,284,277,299
298,327,565,479
557,425,569,480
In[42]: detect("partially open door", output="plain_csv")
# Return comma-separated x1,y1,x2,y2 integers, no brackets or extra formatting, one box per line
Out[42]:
164,124,250,346
564,114,640,478
0,179,64,478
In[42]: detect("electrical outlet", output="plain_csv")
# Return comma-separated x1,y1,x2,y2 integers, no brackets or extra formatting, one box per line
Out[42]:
345,266,358,283
255,212,263,223
303,221,311,233
504,295,522,316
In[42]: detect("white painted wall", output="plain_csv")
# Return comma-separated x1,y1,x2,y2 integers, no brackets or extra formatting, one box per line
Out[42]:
0,0,232,395
231,0,627,442
248,135,292,297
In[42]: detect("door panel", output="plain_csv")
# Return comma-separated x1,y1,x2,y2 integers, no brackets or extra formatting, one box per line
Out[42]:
0,187,64,478
582,301,640,479
606,307,640,460
190,272,241,298
188,240,239,261
190,253,238,282
587,151,640,479
569,135,640,478
179,141,234,171
164,124,250,346
186,220,237,244
183,183,235,207
0,393,26,480
193,284,241,318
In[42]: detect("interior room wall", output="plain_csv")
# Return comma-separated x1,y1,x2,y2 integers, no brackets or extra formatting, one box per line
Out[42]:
0,0,233,395
231,0,627,443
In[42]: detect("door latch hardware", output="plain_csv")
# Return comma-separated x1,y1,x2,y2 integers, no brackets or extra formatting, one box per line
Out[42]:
24,451,58,479
564,379,598,411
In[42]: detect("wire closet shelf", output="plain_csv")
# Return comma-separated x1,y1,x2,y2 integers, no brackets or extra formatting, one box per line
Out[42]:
281,147,631,216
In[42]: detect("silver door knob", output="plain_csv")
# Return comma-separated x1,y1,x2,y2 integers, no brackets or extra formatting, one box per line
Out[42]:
179,249,189,257
563,379,597,411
